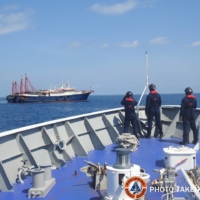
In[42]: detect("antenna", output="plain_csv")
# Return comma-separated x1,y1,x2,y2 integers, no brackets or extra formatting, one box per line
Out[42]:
136,52,149,137
137,51,149,106
146,51,149,87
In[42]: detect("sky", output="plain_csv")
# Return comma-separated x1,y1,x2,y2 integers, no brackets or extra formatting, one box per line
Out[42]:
0,0,200,96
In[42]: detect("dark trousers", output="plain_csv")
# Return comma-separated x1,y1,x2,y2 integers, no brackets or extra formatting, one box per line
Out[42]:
182,118,197,143
124,113,139,136
147,109,163,137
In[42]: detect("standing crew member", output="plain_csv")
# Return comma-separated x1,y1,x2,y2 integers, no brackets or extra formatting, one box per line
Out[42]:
145,84,163,138
121,91,140,139
179,87,198,145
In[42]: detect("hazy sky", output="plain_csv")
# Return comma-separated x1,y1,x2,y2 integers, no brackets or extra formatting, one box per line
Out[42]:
0,0,200,96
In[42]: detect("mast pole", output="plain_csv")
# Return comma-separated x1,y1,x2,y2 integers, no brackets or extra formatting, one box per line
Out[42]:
20,75,23,94
136,52,149,137
25,74,28,93
146,51,149,87
12,82,14,95
137,51,149,106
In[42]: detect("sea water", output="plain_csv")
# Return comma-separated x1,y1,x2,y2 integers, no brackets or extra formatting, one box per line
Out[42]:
1,93,200,133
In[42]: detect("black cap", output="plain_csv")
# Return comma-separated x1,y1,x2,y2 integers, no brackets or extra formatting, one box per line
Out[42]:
126,91,133,98
149,84,156,91
185,87,193,94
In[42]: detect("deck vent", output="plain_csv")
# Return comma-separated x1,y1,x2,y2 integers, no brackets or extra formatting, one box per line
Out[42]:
113,148,131,169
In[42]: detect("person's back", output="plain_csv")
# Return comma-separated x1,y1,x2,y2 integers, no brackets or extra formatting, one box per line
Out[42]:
145,84,163,138
180,94,197,120
121,91,139,139
179,87,198,145
121,96,137,115
145,90,161,114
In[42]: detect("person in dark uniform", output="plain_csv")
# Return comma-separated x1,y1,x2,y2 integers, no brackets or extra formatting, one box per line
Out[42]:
179,87,198,145
121,91,140,139
145,84,163,138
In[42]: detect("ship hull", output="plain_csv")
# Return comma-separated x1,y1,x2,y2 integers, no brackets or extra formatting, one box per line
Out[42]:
0,105,200,199
6,92,91,103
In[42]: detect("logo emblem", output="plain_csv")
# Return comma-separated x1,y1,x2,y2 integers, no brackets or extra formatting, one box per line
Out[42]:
124,176,147,199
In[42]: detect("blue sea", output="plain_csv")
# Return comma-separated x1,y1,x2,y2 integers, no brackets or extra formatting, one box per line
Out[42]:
1,93,200,133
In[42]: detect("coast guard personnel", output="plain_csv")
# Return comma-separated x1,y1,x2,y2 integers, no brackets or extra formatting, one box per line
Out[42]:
179,87,198,145
121,91,140,139
145,84,163,138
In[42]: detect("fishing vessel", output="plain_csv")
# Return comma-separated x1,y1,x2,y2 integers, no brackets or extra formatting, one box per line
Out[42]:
6,75,94,103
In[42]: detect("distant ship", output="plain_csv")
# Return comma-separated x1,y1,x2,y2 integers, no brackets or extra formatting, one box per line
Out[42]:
6,75,94,103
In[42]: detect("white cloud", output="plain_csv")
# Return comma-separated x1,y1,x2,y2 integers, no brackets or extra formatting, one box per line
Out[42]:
90,0,137,15
100,43,108,48
67,42,83,49
191,40,200,47
0,10,33,35
2,5,18,11
120,40,138,48
149,37,168,45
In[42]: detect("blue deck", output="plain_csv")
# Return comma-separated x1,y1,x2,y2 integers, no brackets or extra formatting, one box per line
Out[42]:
0,137,198,200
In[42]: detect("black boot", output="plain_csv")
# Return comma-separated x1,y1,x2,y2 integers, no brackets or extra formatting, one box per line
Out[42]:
179,141,187,145
145,134,151,138
192,139,198,145
157,132,164,139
